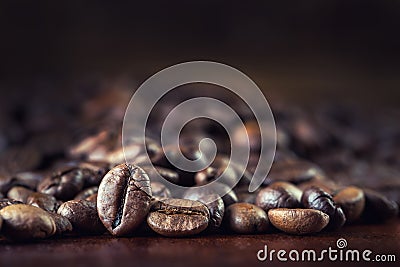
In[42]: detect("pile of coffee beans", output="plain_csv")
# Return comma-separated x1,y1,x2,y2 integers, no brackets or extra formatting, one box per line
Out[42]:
0,86,399,240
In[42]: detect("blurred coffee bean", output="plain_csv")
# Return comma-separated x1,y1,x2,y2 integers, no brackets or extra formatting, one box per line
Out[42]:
38,167,84,201
0,204,56,240
97,164,152,236
78,161,111,187
196,194,225,231
297,178,340,195
147,198,210,237
301,186,346,230
255,186,301,212
263,159,325,186
69,130,118,161
58,200,105,234
141,165,180,185
27,192,60,212
362,189,399,223
74,186,98,201
224,203,269,234
268,181,303,201
333,186,365,223
183,181,238,207
233,121,261,152
85,193,97,203
48,212,73,235
151,182,171,200
234,186,258,204
7,186,34,203
268,208,330,235
0,171,44,194
0,146,42,173
0,199,23,210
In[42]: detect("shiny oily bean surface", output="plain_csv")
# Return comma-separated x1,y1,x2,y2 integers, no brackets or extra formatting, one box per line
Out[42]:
147,198,210,237
58,200,105,234
255,186,300,212
196,194,225,231
7,186,34,203
0,204,56,240
224,203,269,234
301,186,346,230
268,208,330,235
333,186,365,223
27,192,60,212
97,164,152,236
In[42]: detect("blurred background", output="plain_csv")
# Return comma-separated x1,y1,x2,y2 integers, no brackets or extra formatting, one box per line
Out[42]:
1,0,399,107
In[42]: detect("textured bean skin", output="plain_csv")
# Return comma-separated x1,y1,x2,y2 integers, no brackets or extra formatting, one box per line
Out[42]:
97,164,152,236
268,208,330,235
147,198,209,237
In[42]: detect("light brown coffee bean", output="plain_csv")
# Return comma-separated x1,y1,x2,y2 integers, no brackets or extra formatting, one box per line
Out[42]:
268,208,330,235
0,204,56,240
333,186,365,223
147,198,210,237
7,186,34,203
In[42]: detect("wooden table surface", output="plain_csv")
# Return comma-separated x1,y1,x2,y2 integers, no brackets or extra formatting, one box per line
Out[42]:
1,220,398,267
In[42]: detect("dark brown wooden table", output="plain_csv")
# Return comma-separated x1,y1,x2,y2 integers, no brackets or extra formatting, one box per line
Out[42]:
1,220,398,267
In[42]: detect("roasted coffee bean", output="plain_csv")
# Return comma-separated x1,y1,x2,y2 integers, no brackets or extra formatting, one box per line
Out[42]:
78,161,111,186
7,186,34,203
268,208,330,235
233,120,261,152
297,178,340,195
151,182,171,200
0,199,23,210
141,165,180,185
27,192,60,212
58,200,105,234
362,189,399,222
263,159,325,186
224,203,269,234
183,182,238,207
0,204,56,240
147,198,210,237
106,138,163,165
97,164,152,236
38,167,84,201
194,156,239,187
69,130,118,160
301,186,346,230
0,146,42,174
234,186,258,204
268,181,302,201
196,194,224,231
85,193,98,203
74,186,99,200
48,212,73,235
255,186,301,212
333,186,365,223
0,171,43,194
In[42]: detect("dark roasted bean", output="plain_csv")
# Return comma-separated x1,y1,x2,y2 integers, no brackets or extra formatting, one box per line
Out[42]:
301,186,346,230
224,203,269,234
97,164,152,236
37,167,84,201
362,189,399,223
183,181,238,207
57,200,105,234
48,212,73,235
255,186,301,212
74,186,99,200
151,182,171,200
27,192,60,212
